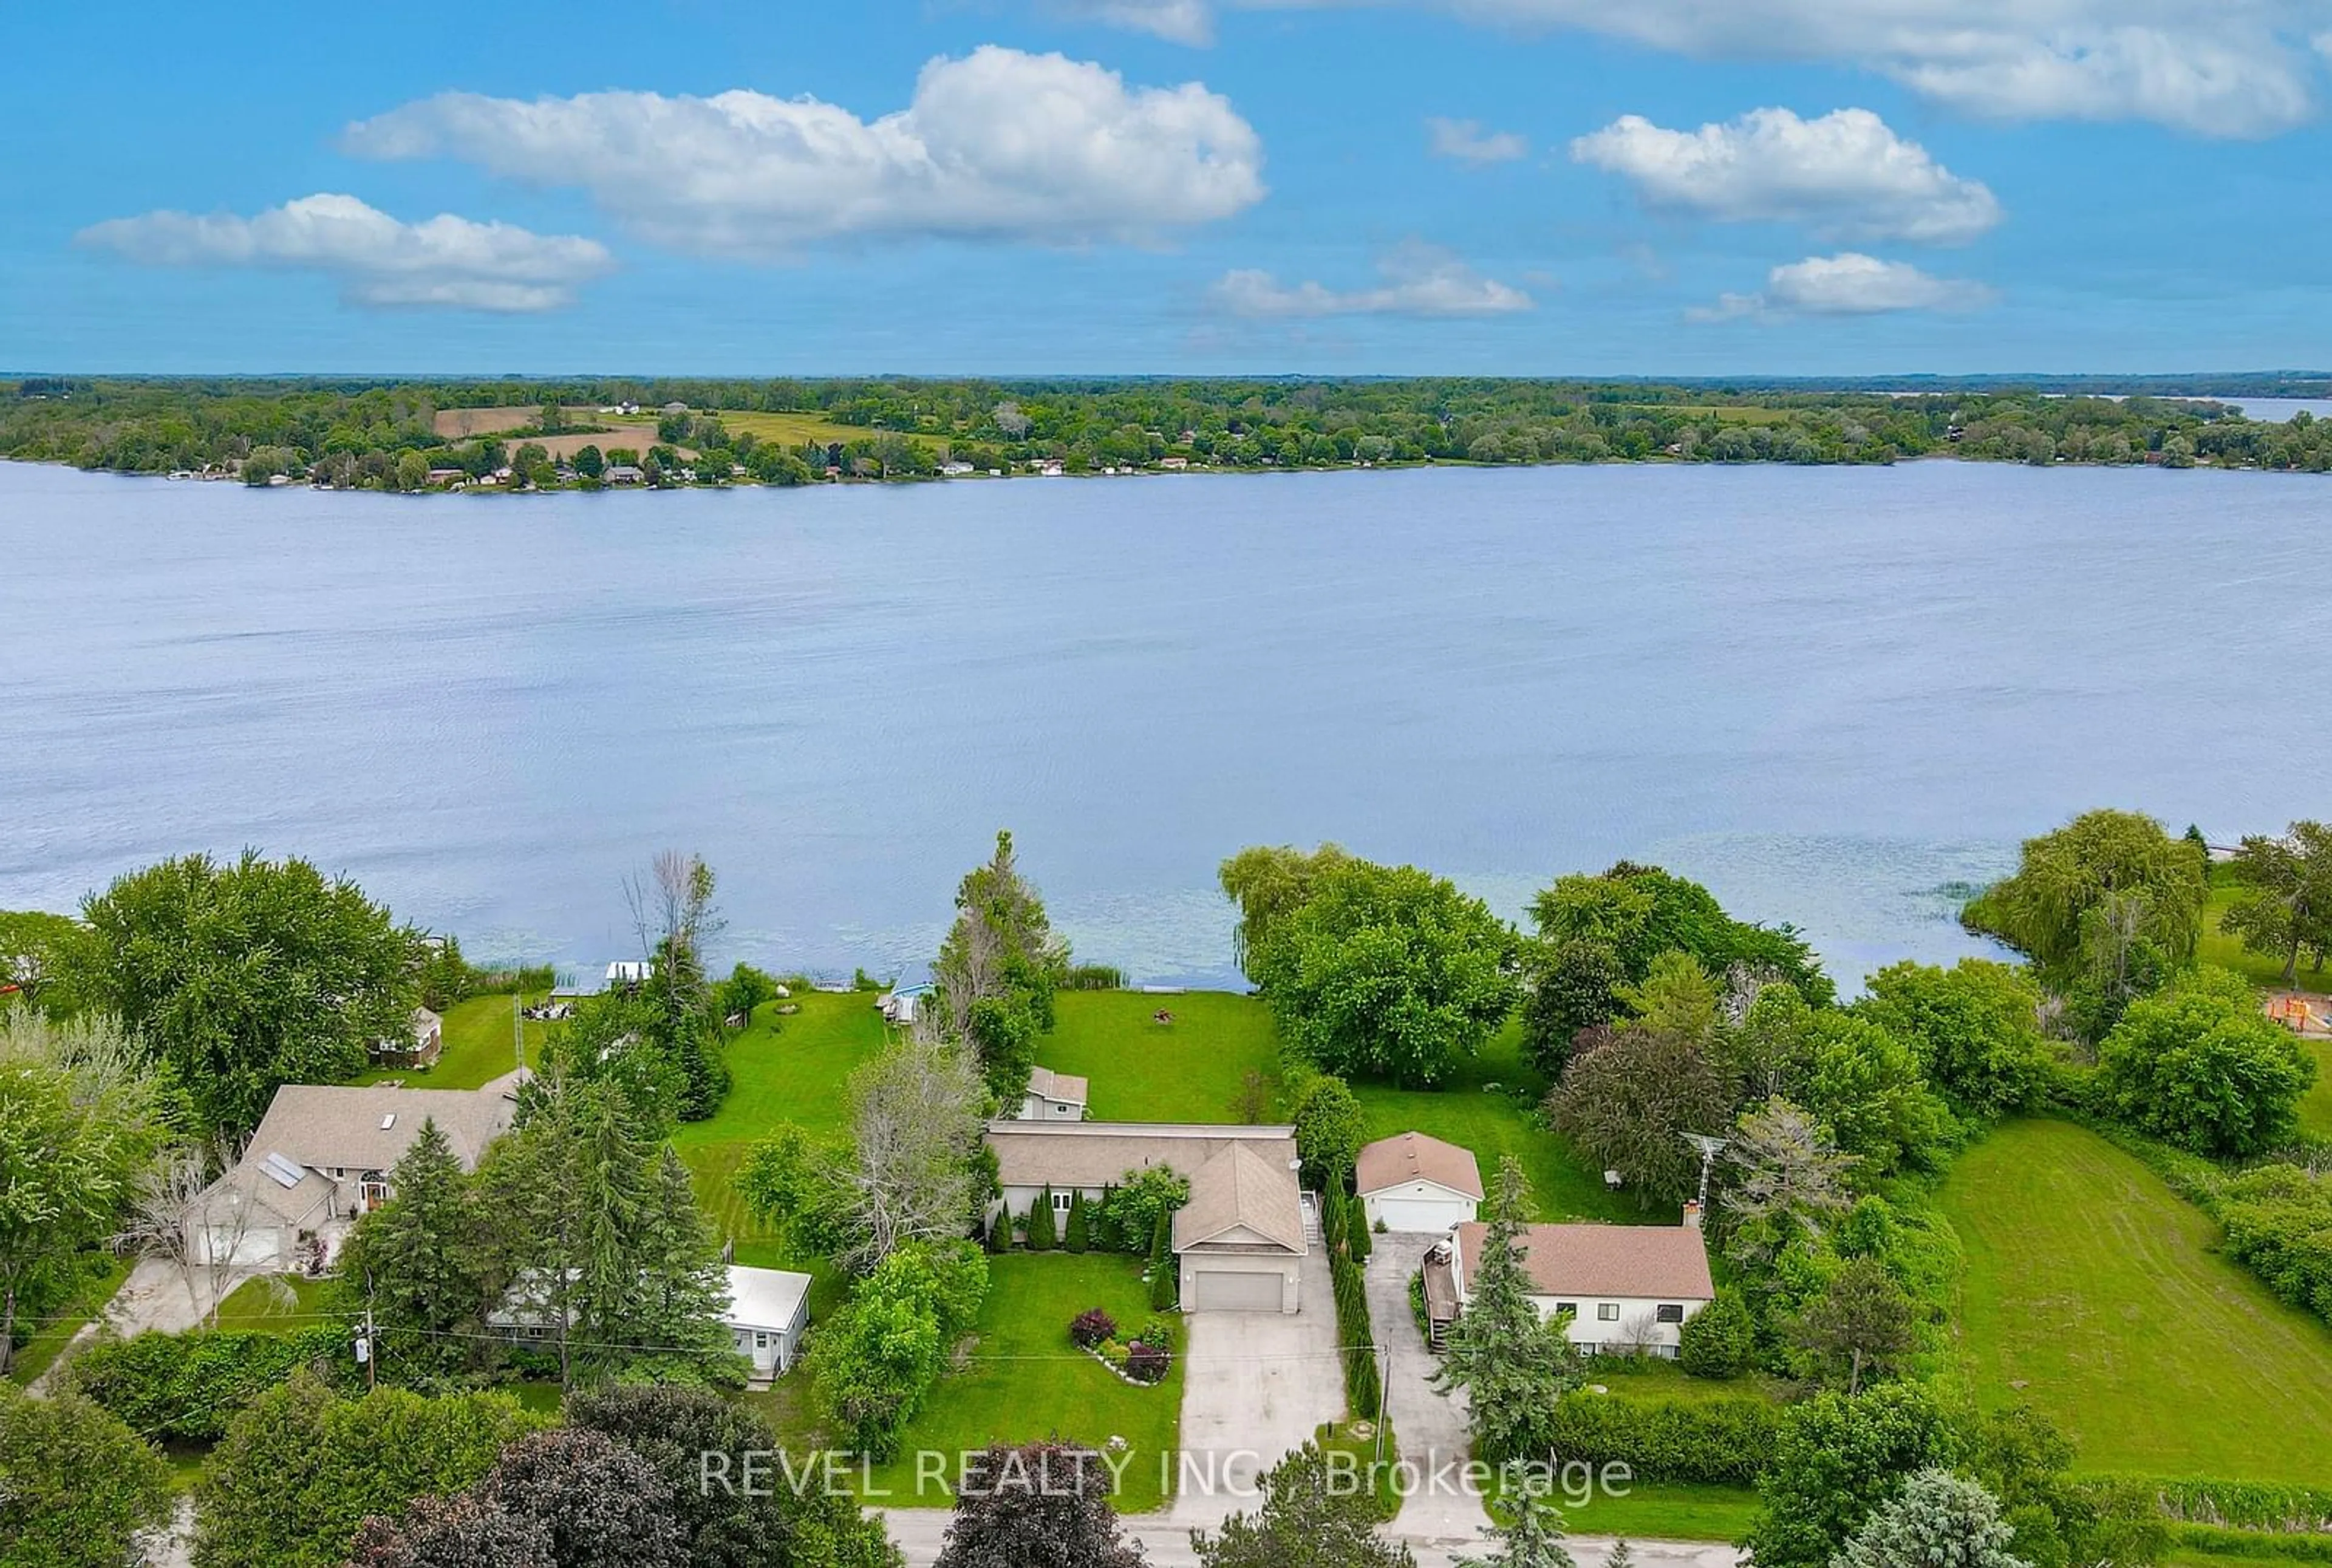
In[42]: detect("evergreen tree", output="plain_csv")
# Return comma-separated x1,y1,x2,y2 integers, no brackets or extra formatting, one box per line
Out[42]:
336,1118,486,1374
1063,1189,1091,1253
623,1146,742,1375
1455,1488,1575,1568
1607,1542,1635,1568
1834,1468,2031,1568
1027,1187,1057,1251
1348,1188,1372,1263
1436,1156,1580,1462
1148,1207,1177,1310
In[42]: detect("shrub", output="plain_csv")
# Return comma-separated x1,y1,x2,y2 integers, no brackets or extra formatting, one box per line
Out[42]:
1677,1292,1756,1379
2098,968,2316,1156
1148,1210,1177,1311
1125,1341,1172,1385
0,1382,174,1568
69,1325,350,1442
1138,1313,1178,1348
1071,1309,1118,1350
1065,1190,1091,1253
1542,1393,1782,1484
1027,1187,1058,1251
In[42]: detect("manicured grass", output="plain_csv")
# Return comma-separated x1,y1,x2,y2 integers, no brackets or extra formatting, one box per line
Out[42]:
861,1253,1181,1511
356,992,548,1091
8,1253,129,1386
1579,1358,1776,1406
1043,990,1281,1122
1941,1118,2332,1484
1353,1020,1632,1224
672,989,895,1255
2196,884,2332,1135
211,1272,336,1330
1051,992,1622,1223
1560,1480,1761,1541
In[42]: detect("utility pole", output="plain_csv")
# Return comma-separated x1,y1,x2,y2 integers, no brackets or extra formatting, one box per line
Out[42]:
513,990,523,1074
360,1270,377,1392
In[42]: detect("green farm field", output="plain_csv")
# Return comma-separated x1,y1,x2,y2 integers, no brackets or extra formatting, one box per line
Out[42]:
1942,1118,2332,1484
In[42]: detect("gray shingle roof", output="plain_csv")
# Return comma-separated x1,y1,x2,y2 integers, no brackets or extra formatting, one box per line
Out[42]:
984,1120,1295,1192
1172,1141,1306,1255
244,1080,520,1175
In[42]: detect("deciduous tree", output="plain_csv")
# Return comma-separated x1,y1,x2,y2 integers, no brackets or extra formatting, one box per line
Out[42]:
1190,1443,1416,1568
75,850,418,1136
2223,821,2332,984
935,1442,1145,1568
2097,966,2315,1156
0,1382,173,1568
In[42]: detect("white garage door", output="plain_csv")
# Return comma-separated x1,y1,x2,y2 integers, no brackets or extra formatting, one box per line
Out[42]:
1374,1197,1467,1233
1193,1270,1284,1312
201,1227,281,1267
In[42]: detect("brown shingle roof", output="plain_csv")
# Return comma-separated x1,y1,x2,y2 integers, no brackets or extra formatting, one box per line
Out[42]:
1027,1066,1089,1106
1355,1131,1485,1200
984,1120,1295,1192
1454,1221,1713,1302
1173,1142,1307,1255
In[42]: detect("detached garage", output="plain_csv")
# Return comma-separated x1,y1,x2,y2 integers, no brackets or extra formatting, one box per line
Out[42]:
1356,1131,1484,1234
1174,1142,1307,1315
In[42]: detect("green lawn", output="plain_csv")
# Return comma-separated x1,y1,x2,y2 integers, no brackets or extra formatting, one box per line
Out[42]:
1354,1020,1632,1224
673,989,895,1252
211,1272,337,1330
1941,1118,2332,1484
1050,992,1623,1223
1559,1481,1761,1541
8,1253,129,1386
861,1253,1181,1511
356,992,549,1090
1043,990,1281,1122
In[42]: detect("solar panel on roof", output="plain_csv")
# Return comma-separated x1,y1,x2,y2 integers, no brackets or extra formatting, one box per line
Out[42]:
261,1152,305,1190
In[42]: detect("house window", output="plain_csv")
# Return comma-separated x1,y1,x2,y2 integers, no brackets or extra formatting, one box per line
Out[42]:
1052,1192,1074,1215
1054,1103,1071,1114
1655,1304,1685,1324
1597,1303,1620,1321
755,1331,771,1349
1553,1302,1578,1317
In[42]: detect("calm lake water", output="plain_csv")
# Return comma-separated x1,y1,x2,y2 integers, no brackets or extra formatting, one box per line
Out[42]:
5,458,2326,990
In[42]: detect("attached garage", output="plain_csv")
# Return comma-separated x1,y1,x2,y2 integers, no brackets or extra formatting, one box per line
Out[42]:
1173,1142,1309,1315
1189,1267,1293,1314
196,1225,284,1267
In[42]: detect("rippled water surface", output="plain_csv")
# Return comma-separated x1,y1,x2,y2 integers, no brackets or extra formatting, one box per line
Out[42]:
6,458,2324,987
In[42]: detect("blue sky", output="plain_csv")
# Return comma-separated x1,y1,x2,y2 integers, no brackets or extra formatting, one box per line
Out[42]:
11,0,2332,375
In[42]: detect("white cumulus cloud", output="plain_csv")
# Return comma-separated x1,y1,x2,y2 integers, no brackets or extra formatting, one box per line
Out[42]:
1209,242,1533,317
1062,0,2331,136
1427,116,1529,163
343,46,1266,256
1571,107,2000,244
1693,251,1994,319
75,193,613,312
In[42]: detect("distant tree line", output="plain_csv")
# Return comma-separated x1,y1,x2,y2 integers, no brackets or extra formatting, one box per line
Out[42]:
15,375,2332,488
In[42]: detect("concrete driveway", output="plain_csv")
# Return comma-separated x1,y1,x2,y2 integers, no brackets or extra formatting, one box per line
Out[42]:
1168,1241,1345,1527
1367,1232,1496,1550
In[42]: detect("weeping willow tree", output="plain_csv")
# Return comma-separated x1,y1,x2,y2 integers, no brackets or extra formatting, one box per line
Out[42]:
1216,844,1351,981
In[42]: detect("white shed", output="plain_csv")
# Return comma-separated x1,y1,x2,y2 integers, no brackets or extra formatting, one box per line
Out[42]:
1355,1131,1484,1233
723,1264,813,1377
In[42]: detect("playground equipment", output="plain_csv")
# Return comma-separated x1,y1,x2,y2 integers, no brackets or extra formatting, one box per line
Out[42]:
2268,995,2330,1034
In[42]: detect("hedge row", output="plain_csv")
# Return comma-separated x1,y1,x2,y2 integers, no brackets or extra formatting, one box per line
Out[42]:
67,1326,351,1442
1539,1392,1782,1485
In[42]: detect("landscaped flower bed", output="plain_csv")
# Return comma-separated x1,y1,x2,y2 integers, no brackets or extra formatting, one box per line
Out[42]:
1069,1307,1177,1385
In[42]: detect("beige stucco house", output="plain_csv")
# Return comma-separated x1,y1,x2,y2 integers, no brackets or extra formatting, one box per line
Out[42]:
1436,1219,1714,1357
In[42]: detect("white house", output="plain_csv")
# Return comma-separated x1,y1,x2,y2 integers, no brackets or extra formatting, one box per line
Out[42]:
1436,1219,1714,1357
1172,1142,1309,1314
1015,1065,1088,1122
186,1073,526,1267
723,1264,813,1378
1355,1131,1483,1233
